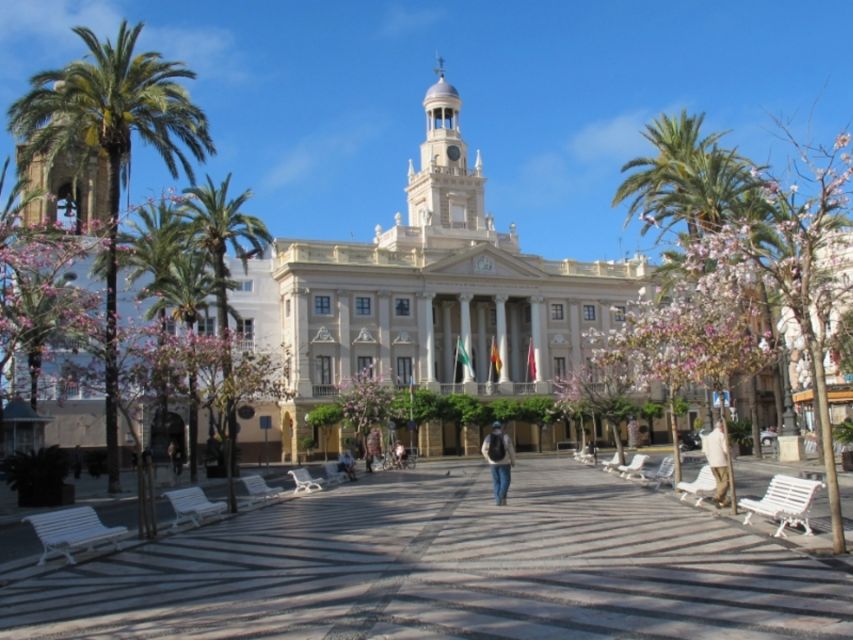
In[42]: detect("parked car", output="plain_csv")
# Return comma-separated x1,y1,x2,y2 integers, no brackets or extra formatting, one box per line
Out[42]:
760,429,778,446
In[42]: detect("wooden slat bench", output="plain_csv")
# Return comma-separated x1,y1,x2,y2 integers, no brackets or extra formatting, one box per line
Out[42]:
599,453,621,473
240,475,285,504
22,506,128,566
738,474,825,537
675,465,717,506
324,462,349,485
641,455,675,490
617,454,649,480
288,468,326,494
163,486,227,529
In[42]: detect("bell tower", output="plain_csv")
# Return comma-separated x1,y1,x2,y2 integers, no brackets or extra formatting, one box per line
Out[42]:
405,59,487,232
16,144,110,235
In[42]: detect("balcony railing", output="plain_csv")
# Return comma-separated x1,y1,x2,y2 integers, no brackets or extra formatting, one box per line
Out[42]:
312,385,338,398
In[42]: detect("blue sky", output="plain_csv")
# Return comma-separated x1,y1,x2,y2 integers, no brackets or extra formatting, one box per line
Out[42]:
1,0,852,263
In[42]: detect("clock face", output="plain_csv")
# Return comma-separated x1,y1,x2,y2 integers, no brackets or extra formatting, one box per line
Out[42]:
447,145,461,161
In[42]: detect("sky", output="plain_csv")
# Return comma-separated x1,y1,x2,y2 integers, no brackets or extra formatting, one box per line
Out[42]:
1,0,852,264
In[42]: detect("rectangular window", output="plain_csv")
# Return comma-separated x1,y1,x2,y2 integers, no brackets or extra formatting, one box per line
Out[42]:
583,304,597,321
197,316,215,336
236,280,254,292
355,296,371,316
551,303,564,321
236,318,254,340
357,356,374,377
285,299,291,318
165,319,177,336
613,305,626,322
553,357,567,380
314,295,331,315
315,356,332,385
394,298,411,317
397,357,413,386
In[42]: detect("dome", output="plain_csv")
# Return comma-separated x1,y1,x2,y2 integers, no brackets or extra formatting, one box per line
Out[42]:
424,75,460,100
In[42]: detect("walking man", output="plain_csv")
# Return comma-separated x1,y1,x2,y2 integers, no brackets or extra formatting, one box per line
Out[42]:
482,421,516,506
703,419,731,508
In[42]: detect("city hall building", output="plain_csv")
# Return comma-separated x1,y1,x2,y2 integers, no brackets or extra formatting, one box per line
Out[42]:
14,71,655,464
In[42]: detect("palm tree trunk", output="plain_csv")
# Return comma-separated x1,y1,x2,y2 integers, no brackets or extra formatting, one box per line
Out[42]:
214,247,238,512
105,146,122,494
28,348,41,410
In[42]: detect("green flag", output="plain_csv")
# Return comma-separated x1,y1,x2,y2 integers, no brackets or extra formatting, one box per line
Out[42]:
456,337,472,371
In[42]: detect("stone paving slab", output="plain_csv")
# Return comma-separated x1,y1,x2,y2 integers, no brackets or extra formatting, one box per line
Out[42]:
0,457,851,639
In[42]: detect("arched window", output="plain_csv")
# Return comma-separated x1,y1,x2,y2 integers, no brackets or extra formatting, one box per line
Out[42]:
55,182,82,234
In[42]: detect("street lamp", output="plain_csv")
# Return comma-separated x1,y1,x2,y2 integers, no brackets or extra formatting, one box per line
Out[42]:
780,338,800,437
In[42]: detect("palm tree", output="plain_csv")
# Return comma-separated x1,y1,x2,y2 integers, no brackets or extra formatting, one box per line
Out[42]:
124,199,188,450
8,20,215,492
150,250,217,481
182,173,271,511
612,110,725,238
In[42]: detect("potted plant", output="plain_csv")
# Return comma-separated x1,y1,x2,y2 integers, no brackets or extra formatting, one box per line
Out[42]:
299,437,316,464
832,421,853,471
1,445,75,507
726,419,753,457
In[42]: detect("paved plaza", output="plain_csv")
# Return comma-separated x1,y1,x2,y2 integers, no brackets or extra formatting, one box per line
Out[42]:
0,455,852,639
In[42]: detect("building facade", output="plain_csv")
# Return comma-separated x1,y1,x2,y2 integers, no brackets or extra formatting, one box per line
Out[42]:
12,70,666,464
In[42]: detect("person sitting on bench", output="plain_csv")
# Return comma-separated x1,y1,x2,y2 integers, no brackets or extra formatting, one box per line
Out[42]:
337,448,357,481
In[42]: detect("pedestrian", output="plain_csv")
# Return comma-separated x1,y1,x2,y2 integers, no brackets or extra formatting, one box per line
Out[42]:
72,445,83,480
702,419,731,508
167,440,183,477
365,426,382,473
482,421,516,506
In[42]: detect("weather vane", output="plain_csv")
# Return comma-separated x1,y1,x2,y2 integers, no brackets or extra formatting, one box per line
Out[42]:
434,52,446,78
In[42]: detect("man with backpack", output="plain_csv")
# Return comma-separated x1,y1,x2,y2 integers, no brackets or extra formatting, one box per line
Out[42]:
482,421,516,506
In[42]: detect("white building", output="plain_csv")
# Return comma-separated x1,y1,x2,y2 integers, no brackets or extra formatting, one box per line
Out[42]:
14,69,655,463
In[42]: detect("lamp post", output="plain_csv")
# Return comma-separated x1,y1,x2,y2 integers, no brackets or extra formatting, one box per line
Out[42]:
780,341,800,437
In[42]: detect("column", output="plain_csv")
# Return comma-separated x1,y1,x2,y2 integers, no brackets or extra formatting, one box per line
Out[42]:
530,296,544,383
569,302,582,371
417,292,436,383
459,293,474,383
337,290,351,383
378,290,392,383
509,303,521,382
495,295,510,384
293,287,312,397
442,301,453,382
476,302,488,382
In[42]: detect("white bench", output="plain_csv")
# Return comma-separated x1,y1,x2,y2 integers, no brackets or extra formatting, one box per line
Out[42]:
240,475,285,504
739,474,825,537
676,465,717,506
288,468,326,494
22,506,129,566
324,462,349,485
164,486,227,529
599,452,621,472
618,454,649,479
642,455,675,489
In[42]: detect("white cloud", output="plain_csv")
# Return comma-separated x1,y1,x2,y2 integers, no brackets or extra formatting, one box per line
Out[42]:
263,120,383,190
568,111,653,164
0,1,245,86
378,4,445,38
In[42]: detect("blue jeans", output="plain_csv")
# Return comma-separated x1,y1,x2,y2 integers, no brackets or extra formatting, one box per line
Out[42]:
490,464,511,504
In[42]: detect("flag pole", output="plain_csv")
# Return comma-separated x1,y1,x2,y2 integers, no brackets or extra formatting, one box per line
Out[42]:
453,336,460,385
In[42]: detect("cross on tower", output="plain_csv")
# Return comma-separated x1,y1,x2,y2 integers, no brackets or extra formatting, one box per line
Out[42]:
433,54,446,78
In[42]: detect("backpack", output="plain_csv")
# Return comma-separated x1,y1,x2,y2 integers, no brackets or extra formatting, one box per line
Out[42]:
488,433,506,462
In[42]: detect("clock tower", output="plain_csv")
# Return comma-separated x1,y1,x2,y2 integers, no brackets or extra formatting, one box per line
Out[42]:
405,62,487,233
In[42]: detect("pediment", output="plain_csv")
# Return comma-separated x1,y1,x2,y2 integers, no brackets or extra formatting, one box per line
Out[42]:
422,245,546,279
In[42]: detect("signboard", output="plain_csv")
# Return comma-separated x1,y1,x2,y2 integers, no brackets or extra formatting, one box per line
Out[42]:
237,405,255,420
259,416,272,430
712,390,731,408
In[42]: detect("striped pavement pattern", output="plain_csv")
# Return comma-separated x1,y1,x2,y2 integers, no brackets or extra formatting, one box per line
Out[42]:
0,457,851,639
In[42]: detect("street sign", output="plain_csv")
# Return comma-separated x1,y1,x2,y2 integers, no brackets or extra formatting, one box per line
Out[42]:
712,390,731,408
259,416,272,430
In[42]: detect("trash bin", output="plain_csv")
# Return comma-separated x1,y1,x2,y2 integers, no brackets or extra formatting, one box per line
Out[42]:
842,450,853,472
